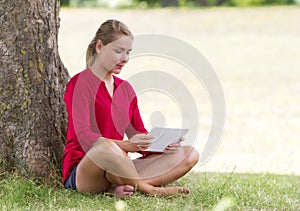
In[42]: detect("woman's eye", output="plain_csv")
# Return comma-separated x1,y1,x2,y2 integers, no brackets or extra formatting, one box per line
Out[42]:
114,49,122,53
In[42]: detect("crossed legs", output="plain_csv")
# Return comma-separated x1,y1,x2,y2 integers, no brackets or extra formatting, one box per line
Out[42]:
75,139,199,197
133,146,199,186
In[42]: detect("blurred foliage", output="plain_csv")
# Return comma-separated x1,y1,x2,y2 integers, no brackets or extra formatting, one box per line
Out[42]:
178,0,296,6
60,0,296,7
135,0,160,7
227,0,295,6
60,0,70,6
66,0,102,7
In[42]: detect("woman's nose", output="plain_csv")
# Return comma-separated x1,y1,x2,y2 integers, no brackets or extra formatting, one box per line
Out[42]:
121,52,129,62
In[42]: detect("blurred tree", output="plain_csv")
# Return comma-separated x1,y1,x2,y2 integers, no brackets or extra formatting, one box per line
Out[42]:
60,0,70,6
133,0,160,7
161,0,179,6
195,0,209,5
263,0,295,4
228,0,295,6
135,0,295,7
0,0,69,182
212,0,228,5
67,0,296,7
180,0,229,6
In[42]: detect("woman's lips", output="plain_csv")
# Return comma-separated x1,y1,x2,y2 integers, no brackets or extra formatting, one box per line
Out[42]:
115,64,124,69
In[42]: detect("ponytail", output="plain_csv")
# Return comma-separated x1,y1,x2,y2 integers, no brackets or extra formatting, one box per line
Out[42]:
86,20,133,68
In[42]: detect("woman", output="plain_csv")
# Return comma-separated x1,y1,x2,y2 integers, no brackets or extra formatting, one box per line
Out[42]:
62,19,199,197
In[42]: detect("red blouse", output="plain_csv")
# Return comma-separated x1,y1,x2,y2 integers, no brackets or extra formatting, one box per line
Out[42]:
62,68,147,184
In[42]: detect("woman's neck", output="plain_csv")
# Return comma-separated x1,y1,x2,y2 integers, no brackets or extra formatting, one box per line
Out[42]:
90,66,115,97
89,65,113,83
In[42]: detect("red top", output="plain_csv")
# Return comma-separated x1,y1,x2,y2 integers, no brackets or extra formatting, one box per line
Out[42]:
62,68,147,184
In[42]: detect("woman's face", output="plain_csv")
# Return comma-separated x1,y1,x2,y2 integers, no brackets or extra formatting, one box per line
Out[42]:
98,35,133,75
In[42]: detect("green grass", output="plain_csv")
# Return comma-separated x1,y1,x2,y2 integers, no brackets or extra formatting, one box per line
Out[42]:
0,172,299,210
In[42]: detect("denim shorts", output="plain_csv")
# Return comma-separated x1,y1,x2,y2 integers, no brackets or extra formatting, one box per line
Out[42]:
64,166,77,191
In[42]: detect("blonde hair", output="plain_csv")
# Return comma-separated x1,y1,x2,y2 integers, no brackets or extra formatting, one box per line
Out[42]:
86,19,133,68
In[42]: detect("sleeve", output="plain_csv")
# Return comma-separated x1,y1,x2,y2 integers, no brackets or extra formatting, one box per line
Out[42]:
65,75,102,152
125,95,148,139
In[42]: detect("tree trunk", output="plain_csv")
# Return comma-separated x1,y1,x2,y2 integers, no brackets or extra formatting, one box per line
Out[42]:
0,0,69,182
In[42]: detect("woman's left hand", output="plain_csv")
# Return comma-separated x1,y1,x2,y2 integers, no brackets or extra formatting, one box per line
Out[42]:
164,137,184,154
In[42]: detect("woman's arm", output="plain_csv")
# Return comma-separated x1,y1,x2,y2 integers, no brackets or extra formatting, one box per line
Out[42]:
93,134,153,153
65,74,103,152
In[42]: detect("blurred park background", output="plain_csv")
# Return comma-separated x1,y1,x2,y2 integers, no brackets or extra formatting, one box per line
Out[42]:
58,1,300,176
60,0,298,8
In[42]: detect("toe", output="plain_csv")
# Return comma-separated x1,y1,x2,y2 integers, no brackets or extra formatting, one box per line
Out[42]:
123,185,134,192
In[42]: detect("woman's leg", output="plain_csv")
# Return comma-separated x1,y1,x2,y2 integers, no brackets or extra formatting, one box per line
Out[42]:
75,139,190,196
133,146,199,186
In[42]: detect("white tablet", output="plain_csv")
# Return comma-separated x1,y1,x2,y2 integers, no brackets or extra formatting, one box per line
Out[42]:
145,127,189,152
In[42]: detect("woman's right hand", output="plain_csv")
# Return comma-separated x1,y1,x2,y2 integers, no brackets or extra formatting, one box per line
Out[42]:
126,133,153,152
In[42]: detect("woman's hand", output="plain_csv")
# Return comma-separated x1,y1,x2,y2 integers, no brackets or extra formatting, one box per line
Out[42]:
125,133,153,152
164,137,184,154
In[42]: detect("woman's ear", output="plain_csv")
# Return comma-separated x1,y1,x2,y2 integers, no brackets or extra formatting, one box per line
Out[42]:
95,39,103,53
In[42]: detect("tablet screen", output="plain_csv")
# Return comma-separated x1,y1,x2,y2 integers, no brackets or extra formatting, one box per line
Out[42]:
145,127,189,152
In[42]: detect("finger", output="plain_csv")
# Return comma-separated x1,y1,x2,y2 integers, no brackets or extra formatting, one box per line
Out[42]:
168,142,181,148
136,133,154,140
166,147,178,152
137,141,152,146
144,142,151,146
137,146,150,151
139,145,150,151
142,135,154,140
165,145,178,151
177,137,185,142
130,138,152,144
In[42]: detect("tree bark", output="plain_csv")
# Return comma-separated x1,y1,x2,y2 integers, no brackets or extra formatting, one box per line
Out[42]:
0,0,69,182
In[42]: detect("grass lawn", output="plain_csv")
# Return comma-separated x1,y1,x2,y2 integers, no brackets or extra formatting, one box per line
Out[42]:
0,172,299,210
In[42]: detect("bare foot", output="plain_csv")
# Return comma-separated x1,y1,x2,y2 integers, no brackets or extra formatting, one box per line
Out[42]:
107,185,134,198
